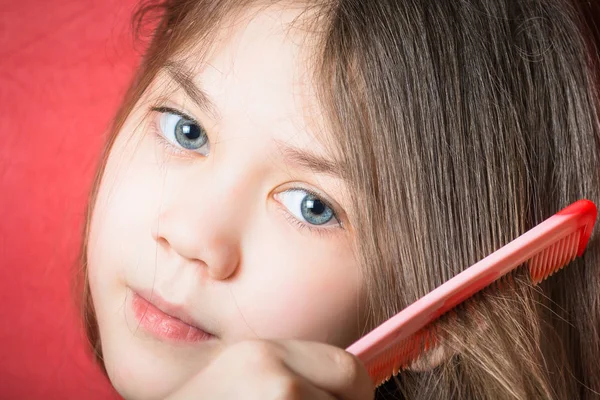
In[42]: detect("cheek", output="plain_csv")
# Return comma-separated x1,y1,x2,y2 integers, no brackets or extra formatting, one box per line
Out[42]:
87,124,165,290
232,229,365,347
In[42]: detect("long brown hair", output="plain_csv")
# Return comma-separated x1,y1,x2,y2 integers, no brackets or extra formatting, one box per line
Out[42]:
80,0,600,398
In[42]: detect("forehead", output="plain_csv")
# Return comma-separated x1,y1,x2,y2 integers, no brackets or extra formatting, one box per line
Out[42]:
172,5,327,151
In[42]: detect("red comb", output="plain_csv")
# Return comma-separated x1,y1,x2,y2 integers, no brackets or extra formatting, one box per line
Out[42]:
347,200,597,386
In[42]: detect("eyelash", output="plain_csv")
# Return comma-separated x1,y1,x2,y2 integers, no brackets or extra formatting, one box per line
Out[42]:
282,212,338,237
276,187,344,237
149,105,205,157
148,105,345,236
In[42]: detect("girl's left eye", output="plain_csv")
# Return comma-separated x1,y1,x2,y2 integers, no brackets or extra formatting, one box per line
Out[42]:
276,189,340,228
155,107,210,155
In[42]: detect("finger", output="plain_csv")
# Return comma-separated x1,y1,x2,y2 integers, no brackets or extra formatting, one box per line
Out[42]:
254,373,338,400
292,379,338,400
177,341,339,400
277,340,375,400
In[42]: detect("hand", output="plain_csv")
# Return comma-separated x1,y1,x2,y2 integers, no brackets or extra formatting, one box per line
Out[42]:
166,339,375,400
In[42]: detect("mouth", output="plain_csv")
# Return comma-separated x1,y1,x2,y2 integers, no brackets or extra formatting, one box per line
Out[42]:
130,288,216,343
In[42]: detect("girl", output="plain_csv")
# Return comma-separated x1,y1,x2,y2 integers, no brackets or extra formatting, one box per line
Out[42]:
80,0,600,399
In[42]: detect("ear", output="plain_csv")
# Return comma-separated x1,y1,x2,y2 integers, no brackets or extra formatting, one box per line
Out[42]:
407,316,489,372
407,344,454,372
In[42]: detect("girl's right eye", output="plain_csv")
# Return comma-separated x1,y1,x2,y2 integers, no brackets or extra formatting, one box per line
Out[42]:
153,106,210,156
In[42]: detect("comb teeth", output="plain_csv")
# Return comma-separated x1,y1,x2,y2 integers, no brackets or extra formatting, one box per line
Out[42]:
528,228,581,283
366,325,440,386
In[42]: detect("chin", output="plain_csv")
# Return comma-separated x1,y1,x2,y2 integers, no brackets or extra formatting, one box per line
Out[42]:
98,314,221,400
102,336,184,400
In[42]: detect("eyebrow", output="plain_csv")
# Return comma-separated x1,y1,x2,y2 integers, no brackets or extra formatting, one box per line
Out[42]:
277,141,345,180
163,61,221,120
164,61,344,180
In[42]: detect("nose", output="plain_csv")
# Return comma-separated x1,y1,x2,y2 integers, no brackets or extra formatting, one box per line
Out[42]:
152,193,242,281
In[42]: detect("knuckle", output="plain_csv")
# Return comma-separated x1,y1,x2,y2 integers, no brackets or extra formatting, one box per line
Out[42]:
332,349,373,392
333,350,361,382
267,376,303,400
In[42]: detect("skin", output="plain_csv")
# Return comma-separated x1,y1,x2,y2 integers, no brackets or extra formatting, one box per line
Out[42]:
87,5,372,400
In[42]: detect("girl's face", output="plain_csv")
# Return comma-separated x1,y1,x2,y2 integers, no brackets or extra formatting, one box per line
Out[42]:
87,6,366,400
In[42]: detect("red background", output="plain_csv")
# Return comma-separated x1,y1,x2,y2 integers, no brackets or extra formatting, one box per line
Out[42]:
0,0,141,398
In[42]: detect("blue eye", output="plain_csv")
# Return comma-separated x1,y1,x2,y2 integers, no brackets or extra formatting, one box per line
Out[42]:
277,189,339,227
157,109,209,155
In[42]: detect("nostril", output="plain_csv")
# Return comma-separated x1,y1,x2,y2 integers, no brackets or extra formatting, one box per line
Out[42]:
153,231,171,250
150,214,241,278
157,236,170,249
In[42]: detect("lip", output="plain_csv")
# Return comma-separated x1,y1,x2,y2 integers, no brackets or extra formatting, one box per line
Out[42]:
130,288,215,343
